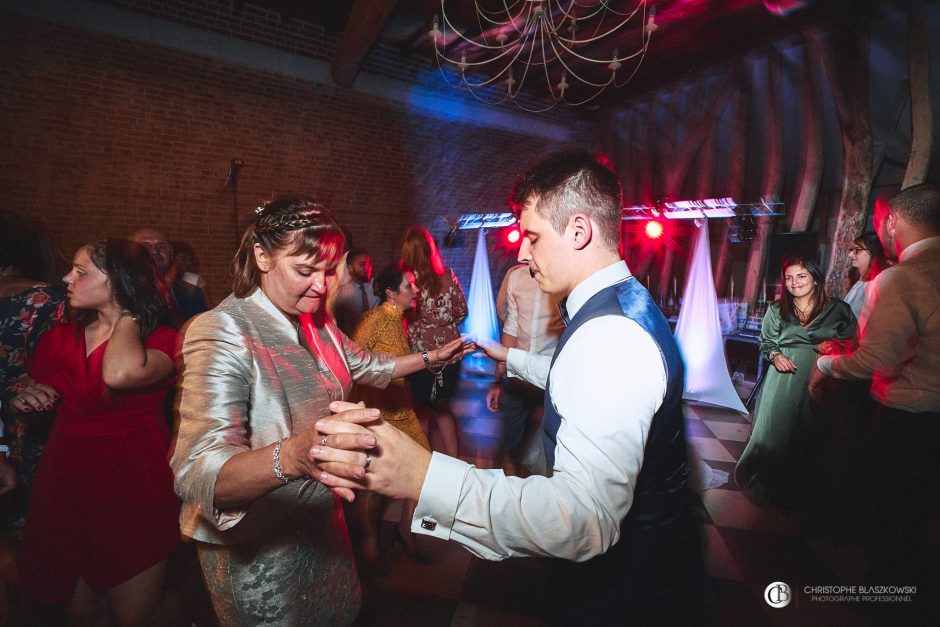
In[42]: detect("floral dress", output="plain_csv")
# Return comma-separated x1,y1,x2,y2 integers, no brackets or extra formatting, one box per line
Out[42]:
0,284,66,540
406,268,467,356
406,268,467,405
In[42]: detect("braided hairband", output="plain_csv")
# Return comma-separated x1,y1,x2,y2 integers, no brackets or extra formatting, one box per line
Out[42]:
256,216,315,234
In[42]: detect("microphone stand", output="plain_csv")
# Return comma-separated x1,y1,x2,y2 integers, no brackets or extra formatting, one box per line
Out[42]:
226,159,244,250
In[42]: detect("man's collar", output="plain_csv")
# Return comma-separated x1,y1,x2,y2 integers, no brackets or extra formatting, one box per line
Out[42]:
899,235,940,262
565,261,631,319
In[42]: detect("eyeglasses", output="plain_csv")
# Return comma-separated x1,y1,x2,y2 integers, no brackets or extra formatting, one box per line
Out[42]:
848,247,869,254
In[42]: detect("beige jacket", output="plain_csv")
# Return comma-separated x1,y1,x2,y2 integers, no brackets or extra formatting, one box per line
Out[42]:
171,287,393,544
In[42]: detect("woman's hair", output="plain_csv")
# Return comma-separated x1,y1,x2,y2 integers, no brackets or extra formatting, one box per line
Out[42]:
852,232,889,282
74,238,172,337
399,226,445,294
232,198,345,298
373,263,410,303
0,212,61,284
778,255,828,324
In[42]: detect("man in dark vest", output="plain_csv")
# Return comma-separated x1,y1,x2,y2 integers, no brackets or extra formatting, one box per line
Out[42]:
318,150,705,624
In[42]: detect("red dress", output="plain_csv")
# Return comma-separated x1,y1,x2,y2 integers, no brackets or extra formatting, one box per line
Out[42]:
16,323,181,603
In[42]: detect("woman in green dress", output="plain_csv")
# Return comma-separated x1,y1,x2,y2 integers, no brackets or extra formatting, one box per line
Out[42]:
735,256,856,507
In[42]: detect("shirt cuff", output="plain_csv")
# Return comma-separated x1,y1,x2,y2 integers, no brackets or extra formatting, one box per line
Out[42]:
412,452,472,540
505,347,525,380
816,355,834,376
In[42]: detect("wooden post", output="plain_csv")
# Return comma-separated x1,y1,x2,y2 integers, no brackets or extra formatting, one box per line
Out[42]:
806,23,873,297
788,42,824,233
715,80,751,299
745,51,784,310
902,0,933,189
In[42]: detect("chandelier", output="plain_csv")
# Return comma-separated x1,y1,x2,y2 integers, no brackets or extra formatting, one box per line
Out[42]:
429,1,657,112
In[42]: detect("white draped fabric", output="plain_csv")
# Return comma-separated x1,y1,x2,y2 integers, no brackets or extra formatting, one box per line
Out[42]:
462,230,500,373
674,220,748,414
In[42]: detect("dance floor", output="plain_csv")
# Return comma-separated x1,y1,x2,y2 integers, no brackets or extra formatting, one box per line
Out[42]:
0,371,884,626
353,372,880,627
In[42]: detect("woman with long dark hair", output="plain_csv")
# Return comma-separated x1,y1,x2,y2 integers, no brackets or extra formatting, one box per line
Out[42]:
843,232,890,329
11,238,181,625
735,256,856,507
399,226,467,457
0,212,65,542
171,199,470,625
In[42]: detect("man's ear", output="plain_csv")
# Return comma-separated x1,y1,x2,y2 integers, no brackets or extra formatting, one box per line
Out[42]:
886,211,899,233
253,243,273,272
566,214,593,251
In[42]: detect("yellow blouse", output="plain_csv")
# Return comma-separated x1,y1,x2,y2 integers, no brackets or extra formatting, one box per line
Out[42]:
351,301,430,451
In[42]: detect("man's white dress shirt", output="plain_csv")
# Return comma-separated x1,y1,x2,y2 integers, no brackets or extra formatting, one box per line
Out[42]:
412,261,668,561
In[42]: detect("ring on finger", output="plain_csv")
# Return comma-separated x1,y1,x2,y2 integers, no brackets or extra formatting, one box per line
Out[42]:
321,435,329,447
364,454,373,471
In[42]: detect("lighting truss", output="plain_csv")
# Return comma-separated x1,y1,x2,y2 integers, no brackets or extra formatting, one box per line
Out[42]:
621,198,785,220
455,212,518,229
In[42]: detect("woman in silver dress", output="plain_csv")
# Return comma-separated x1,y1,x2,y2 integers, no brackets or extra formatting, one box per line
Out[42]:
171,198,469,625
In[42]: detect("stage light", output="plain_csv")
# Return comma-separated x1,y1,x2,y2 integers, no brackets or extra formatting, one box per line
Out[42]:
645,220,664,239
506,228,521,244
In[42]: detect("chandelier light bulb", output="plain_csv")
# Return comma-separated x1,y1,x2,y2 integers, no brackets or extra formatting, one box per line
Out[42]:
645,8,658,35
430,0,654,111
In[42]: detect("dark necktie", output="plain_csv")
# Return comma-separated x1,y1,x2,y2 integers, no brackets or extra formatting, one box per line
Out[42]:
359,283,369,313
558,299,570,326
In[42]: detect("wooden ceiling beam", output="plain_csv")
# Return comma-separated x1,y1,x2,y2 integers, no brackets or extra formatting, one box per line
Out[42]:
331,0,399,88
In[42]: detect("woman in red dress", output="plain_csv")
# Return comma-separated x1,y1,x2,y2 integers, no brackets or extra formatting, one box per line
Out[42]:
10,238,181,626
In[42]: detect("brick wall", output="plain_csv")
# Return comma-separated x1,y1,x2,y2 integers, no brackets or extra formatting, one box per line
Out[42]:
0,11,580,306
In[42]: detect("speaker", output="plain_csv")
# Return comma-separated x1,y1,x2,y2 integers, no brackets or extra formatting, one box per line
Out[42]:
765,231,818,279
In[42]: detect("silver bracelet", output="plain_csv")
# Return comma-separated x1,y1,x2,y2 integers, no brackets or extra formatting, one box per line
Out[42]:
421,350,432,369
273,439,291,484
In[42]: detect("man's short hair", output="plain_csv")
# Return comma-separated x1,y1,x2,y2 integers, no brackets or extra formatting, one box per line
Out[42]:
347,247,370,262
511,150,622,251
890,183,940,232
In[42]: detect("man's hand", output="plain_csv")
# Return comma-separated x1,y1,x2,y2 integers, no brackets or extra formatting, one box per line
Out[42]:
807,363,829,404
477,338,509,364
279,405,380,502
486,383,502,412
433,336,476,365
314,401,433,502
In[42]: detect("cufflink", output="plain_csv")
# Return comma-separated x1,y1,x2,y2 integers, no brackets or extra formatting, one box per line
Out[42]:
420,517,437,531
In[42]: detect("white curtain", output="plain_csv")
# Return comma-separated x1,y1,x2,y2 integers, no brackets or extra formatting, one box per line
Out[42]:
461,229,499,372
674,220,748,414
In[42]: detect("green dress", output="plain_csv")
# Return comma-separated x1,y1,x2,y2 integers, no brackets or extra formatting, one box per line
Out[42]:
735,299,856,506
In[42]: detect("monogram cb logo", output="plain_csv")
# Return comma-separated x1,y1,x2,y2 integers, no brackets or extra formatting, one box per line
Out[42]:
764,582,792,608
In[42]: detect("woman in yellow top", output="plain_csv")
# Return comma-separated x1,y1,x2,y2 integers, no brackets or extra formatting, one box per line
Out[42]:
351,263,429,561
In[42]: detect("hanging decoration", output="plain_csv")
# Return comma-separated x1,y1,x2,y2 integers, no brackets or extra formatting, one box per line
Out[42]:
429,0,657,111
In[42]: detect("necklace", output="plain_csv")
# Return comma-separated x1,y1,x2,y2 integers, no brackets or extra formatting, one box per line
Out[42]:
794,300,813,321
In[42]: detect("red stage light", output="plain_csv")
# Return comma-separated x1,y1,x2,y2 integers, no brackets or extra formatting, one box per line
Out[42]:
506,228,521,244
645,220,664,239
